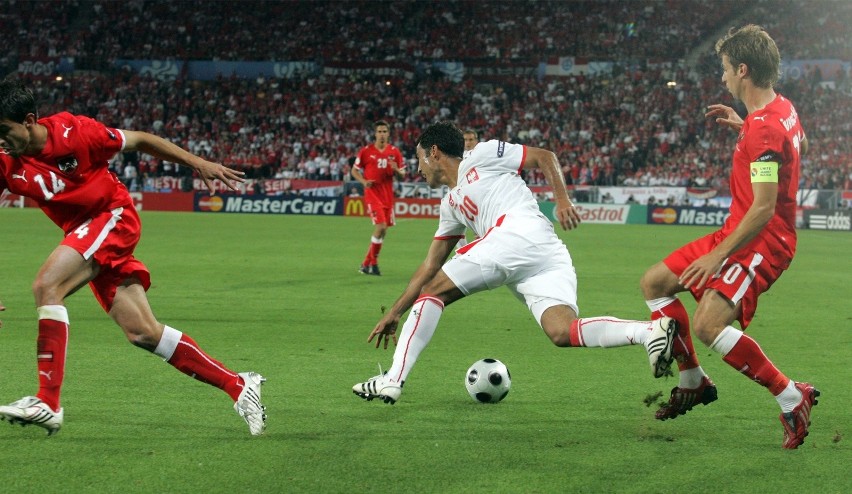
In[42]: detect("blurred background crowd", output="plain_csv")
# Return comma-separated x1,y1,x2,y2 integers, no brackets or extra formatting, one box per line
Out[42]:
1,0,849,196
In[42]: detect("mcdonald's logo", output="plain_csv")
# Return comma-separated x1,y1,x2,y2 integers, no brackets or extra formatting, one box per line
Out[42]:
345,197,366,216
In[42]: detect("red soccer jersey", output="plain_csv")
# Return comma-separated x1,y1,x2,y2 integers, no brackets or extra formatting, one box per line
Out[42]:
353,143,403,207
724,95,804,268
0,112,130,233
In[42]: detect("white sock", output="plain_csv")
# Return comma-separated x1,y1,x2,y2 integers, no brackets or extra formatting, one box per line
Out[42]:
153,325,182,360
37,305,69,323
775,380,803,413
645,296,677,313
575,317,650,347
677,367,707,389
386,296,444,383
709,326,743,356
371,236,383,244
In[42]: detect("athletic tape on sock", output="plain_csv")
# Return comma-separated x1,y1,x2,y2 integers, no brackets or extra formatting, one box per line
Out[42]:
37,305,69,324
710,326,742,356
153,325,183,360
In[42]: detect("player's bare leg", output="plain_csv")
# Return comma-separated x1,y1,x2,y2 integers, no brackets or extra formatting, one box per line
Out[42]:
0,246,94,436
695,290,818,447
110,280,266,435
354,270,464,403
360,223,388,275
641,262,716,418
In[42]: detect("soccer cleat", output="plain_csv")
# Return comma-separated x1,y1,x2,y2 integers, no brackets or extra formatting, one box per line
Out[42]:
0,396,63,436
779,382,820,449
645,316,677,378
655,376,718,420
234,372,267,436
358,265,381,276
353,372,402,404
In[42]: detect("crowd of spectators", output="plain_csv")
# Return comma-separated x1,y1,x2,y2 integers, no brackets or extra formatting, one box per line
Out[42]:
3,0,848,68
3,0,741,69
2,0,850,199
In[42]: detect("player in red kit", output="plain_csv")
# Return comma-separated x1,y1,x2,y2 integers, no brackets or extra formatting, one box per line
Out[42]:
0,79,266,436
351,120,405,276
640,25,818,448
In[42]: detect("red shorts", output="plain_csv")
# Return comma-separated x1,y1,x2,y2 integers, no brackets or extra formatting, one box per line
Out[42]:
664,232,785,329
367,202,395,226
61,206,151,312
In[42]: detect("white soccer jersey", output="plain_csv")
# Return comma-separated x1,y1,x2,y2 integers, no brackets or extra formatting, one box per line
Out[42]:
435,140,542,239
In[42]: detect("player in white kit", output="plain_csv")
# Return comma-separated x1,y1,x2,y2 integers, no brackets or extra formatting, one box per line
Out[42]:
353,122,676,403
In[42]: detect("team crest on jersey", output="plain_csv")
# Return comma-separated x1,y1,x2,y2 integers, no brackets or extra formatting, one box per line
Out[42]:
57,155,78,174
465,167,479,184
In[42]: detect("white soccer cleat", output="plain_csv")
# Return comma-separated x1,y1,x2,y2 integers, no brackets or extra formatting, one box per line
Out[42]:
234,372,267,436
352,372,403,404
0,396,64,436
645,317,677,378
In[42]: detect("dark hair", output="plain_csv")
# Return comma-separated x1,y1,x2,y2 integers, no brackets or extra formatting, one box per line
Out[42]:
0,78,37,122
715,24,781,88
416,121,464,159
463,128,478,139
374,119,390,130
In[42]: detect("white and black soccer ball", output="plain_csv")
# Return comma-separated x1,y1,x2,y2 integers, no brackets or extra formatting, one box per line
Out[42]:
465,358,511,403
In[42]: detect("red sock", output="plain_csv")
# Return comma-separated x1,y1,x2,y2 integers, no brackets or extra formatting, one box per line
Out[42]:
35,317,68,412
167,334,243,400
362,245,375,266
371,241,383,263
652,298,700,371
568,320,582,347
364,241,383,266
722,333,789,395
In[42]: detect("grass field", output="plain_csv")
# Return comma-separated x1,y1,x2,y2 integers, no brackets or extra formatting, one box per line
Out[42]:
0,208,849,493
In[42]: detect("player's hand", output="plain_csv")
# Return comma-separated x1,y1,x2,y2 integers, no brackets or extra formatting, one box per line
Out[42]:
389,159,405,175
0,298,5,329
367,315,399,349
679,252,726,290
705,104,744,132
363,180,375,188
555,201,581,231
195,160,247,193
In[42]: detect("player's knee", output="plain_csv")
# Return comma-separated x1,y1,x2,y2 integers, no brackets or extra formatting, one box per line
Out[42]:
540,306,576,347
548,331,573,347
542,320,575,347
31,277,59,303
639,270,660,298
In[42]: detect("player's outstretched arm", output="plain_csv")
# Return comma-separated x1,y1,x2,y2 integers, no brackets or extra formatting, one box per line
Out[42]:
705,104,744,132
121,130,246,193
367,238,457,349
523,146,580,230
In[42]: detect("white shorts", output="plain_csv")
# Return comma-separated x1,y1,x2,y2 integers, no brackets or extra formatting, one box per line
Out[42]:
441,213,578,326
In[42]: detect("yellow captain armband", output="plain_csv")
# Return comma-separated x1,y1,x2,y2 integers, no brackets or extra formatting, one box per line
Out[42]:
750,161,779,183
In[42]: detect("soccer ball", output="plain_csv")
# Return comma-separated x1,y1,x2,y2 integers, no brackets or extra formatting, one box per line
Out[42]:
465,358,511,403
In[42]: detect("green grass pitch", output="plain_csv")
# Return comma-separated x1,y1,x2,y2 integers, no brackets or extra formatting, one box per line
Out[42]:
0,209,849,493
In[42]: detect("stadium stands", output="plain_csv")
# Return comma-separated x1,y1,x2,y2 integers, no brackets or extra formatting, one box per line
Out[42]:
2,0,849,196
